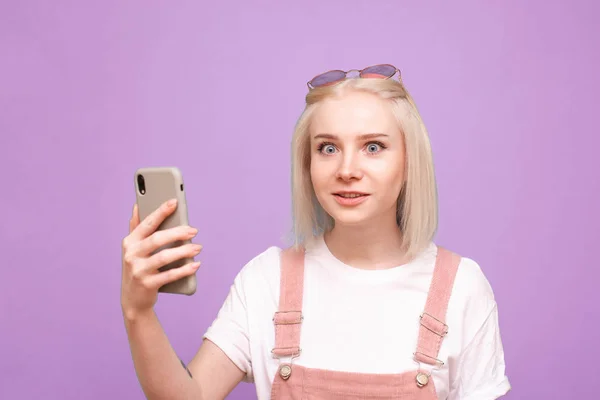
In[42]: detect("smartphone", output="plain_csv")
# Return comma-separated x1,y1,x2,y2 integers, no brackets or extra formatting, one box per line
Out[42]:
134,167,197,296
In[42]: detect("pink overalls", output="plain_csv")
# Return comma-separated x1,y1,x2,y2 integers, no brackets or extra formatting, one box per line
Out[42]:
270,245,461,399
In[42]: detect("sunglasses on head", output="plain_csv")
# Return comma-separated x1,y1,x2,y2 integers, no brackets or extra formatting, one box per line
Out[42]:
307,64,401,89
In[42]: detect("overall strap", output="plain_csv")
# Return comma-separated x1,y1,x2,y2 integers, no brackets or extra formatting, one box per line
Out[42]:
414,246,461,367
272,247,305,358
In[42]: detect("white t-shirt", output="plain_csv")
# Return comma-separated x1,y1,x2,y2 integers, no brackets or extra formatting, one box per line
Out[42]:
203,236,511,399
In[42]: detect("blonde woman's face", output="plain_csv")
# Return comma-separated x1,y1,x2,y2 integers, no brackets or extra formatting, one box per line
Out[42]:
309,91,406,227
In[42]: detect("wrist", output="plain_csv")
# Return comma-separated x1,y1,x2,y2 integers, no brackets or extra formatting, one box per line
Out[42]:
122,305,154,322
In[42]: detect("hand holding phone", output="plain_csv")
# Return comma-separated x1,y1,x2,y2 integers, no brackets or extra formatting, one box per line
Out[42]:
121,168,200,317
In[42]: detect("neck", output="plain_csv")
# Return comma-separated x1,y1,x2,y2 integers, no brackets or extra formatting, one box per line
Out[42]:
324,213,410,270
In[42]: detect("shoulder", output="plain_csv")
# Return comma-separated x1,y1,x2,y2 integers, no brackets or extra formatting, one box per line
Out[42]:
441,252,511,397
443,249,500,338
232,245,284,296
427,244,495,302
453,254,496,302
239,245,282,277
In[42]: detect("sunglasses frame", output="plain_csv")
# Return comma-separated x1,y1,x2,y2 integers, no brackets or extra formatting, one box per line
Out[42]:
307,63,401,89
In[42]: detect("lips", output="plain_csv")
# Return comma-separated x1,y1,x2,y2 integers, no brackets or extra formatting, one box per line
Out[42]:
332,191,370,206
333,191,369,198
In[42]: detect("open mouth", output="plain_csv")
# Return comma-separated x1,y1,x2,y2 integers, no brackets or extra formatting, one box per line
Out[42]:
332,192,370,206
334,192,369,198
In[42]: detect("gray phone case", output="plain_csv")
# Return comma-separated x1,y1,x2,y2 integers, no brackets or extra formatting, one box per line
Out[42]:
134,167,197,295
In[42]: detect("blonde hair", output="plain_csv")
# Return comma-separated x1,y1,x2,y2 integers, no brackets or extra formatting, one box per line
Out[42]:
289,77,438,262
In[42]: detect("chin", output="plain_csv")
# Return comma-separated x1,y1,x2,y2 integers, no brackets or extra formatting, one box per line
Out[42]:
325,207,373,227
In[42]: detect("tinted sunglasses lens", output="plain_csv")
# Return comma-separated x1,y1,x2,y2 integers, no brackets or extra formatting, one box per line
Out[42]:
310,70,346,87
361,64,396,78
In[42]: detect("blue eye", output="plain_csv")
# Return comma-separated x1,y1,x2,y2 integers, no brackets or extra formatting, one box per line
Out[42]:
319,143,337,154
367,143,381,153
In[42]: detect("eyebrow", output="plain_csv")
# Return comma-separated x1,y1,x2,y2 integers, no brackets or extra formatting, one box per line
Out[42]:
313,133,389,140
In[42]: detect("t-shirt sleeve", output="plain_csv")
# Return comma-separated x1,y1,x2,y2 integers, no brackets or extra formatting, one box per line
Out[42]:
448,300,511,399
202,271,254,382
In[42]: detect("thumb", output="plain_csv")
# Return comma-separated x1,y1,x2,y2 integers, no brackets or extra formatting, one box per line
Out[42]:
129,204,140,233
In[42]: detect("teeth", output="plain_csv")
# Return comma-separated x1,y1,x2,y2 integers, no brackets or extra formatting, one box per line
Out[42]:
338,193,363,198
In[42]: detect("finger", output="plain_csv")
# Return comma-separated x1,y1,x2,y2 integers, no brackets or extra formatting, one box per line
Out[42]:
146,261,201,289
145,243,203,272
131,198,178,240
129,204,140,233
136,225,199,257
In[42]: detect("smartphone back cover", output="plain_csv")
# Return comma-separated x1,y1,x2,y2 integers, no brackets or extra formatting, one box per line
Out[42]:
134,167,197,295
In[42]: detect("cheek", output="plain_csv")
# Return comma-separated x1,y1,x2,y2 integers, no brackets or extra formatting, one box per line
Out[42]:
309,159,317,181
371,158,405,192
310,158,332,187
309,160,325,193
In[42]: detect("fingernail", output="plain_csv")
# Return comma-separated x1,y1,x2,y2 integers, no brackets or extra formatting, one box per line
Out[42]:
192,261,201,269
193,244,203,252
188,227,198,235
167,199,177,207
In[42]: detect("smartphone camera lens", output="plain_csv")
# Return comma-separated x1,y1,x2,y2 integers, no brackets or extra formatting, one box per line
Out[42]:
137,174,146,195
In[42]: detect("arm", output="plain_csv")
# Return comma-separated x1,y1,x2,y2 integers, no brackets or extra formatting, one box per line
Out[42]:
124,309,245,400
121,201,246,400
447,302,511,400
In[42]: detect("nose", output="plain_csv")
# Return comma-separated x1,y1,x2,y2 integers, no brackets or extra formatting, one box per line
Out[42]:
335,152,363,181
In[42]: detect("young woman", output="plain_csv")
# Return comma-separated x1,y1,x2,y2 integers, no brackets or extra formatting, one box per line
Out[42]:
121,64,511,399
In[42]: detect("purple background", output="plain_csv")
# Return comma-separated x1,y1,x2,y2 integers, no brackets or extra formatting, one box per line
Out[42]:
1,1,598,399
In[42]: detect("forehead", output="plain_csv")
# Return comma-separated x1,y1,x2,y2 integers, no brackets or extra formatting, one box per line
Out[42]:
310,91,398,137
